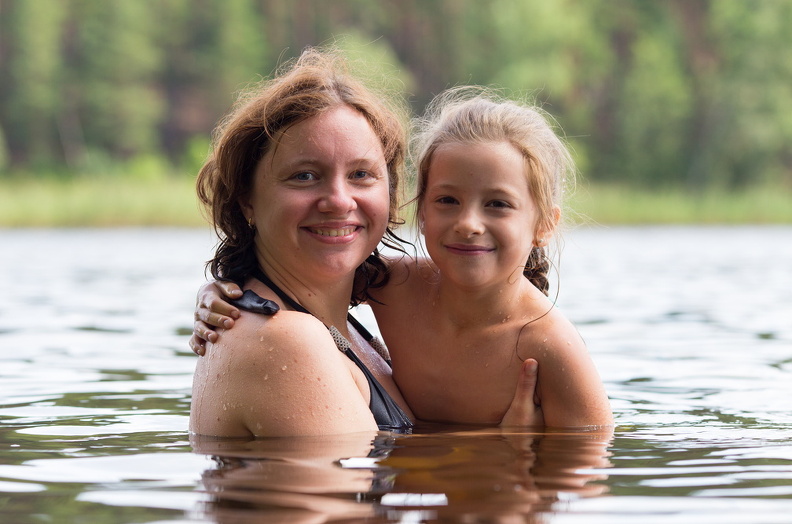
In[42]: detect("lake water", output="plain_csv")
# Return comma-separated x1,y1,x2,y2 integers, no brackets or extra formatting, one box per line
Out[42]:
1,226,790,523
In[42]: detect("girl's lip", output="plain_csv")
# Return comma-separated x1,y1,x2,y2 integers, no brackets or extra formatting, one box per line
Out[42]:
445,243,494,255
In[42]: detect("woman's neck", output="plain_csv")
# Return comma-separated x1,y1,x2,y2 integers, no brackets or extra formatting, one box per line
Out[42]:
256,259,354,331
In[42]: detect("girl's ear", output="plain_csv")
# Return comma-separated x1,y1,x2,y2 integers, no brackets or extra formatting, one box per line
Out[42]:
534,206,561,246
550,205,561,229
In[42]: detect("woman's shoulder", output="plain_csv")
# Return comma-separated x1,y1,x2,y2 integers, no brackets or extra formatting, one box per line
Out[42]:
196,308,342,391
221,308,336,362
195,308,379,436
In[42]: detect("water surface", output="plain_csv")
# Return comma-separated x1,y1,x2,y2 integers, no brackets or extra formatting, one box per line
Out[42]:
1,227,790,523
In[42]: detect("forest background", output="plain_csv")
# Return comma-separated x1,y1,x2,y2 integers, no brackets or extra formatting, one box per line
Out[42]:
1,0,790,226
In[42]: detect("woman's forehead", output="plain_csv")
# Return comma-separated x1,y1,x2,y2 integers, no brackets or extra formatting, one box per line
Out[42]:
270,107,384,161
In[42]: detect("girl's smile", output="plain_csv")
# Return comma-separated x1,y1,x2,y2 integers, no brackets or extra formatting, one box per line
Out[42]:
444,243,496,255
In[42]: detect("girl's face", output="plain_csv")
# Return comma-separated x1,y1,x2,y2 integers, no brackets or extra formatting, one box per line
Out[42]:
241,105,391,284
420,140,546,290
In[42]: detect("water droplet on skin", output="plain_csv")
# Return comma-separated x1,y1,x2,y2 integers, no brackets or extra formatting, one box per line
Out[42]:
260,336,264,342
281,365,287,371
263,374,268,380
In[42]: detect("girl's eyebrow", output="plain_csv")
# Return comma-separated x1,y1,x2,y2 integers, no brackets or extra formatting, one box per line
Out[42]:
427,182,522,198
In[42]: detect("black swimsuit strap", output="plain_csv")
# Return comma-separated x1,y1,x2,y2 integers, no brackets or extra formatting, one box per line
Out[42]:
250,267,311,315
250,267,376,342
240,267,412,432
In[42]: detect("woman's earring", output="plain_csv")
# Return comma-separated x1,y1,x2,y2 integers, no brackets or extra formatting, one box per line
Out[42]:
247,217,255,230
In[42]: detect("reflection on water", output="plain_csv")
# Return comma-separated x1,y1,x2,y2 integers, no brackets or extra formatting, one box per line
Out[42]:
193,428,612,523
1,227,791,523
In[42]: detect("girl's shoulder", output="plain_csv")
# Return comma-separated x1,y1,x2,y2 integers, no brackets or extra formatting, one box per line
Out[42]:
514,302,586,361
372,255,437,303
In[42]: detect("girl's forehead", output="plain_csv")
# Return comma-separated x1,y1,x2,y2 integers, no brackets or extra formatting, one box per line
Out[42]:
426,141,528,182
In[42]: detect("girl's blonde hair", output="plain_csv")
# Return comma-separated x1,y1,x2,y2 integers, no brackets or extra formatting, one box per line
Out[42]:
411,86,575,294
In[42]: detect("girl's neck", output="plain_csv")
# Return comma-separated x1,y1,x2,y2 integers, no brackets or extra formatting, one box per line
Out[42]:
435,272,534,328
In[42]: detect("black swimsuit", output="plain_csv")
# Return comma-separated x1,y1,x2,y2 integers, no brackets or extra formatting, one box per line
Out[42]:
230,269,413,432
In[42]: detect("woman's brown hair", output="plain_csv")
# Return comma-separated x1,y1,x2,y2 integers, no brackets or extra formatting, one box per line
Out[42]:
196,47,408,305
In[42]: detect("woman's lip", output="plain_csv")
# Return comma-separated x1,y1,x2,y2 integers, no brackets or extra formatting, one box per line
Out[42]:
306,226,359,237
302,224,362,242
445,243,494,254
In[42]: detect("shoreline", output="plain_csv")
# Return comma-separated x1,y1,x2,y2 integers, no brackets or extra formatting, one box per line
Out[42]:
1,177,791,227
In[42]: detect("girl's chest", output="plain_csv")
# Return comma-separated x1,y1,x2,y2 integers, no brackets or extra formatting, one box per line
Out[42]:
390,327,523,424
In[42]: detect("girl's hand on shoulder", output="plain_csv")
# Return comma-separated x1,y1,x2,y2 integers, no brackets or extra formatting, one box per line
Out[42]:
190,280,243,356
500,359,544,427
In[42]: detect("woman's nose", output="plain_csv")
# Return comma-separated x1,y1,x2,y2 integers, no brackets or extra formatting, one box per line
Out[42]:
317,178,357,214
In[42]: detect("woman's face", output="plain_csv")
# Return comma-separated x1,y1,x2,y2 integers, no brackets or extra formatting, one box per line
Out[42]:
242,105,391,284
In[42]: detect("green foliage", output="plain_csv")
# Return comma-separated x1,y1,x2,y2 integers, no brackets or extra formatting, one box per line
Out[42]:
335,33,416,98
0,0,790,194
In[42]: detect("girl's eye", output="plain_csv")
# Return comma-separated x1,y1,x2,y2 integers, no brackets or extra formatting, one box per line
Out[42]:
487,200,511,209
436,196,458,205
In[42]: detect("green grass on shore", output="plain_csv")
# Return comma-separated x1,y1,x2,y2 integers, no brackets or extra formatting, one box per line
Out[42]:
1,176,791,227
569,183,792,225
0,176,207,227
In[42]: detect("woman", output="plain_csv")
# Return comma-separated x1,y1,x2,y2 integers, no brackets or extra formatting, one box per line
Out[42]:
190,48,540,437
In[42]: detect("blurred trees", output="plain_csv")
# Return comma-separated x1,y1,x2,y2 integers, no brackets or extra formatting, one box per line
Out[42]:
0,0,789,189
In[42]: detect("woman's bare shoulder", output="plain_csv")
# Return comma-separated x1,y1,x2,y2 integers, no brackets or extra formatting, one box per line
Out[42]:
211,310,339,368
195,309,377,436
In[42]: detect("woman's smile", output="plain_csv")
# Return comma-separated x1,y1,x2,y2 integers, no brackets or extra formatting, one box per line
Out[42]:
304,224,361,240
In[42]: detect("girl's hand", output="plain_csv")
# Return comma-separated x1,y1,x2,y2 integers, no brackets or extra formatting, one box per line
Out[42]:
189,280,243,356
500,359,544,427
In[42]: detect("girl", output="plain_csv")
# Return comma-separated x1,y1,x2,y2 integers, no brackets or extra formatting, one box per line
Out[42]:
194,88,612,428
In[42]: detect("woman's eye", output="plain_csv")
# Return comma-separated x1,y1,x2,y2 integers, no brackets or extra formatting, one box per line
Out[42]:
292,172,316,182
350,170,370,180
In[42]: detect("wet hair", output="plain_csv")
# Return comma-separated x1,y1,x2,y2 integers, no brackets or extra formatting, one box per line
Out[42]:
411,87,575,295
197,47,408,305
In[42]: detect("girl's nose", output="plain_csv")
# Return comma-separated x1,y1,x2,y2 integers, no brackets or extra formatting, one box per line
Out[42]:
454,208,484,237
